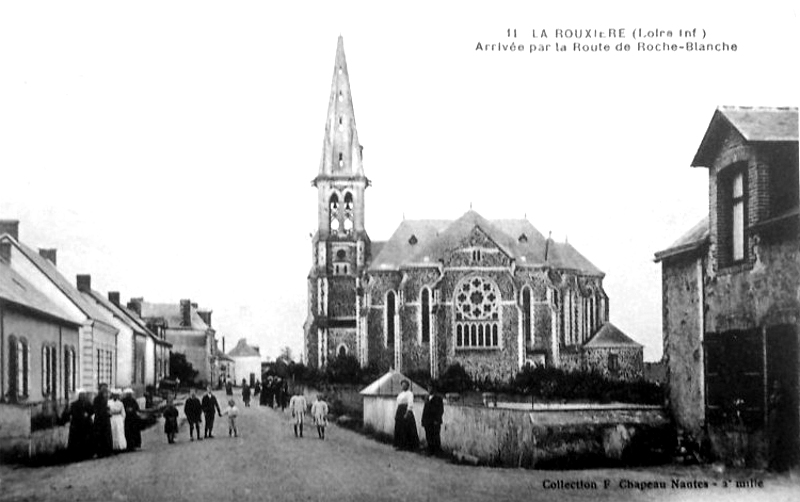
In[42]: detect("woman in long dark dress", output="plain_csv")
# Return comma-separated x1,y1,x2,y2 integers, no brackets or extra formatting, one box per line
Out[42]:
393,380,419,451
122,388,142,450
61,389,95,461
93,384,113,457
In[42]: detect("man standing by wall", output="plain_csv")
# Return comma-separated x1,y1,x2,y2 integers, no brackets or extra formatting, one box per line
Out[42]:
422,384,444,455
201,386,222,438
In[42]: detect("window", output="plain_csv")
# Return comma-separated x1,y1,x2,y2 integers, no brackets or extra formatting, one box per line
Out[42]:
97,349,113,387
338,152,344,168
522,287,532,344
338,344,347,357
421,288,431,344
329,193,340,233
732,171,745,261
386,291,396,346
608,353,619,373
343,192,354,233
42,344,57,397
7,336,29,400
471,249,482,262
454,276,500,348
64,346,76,398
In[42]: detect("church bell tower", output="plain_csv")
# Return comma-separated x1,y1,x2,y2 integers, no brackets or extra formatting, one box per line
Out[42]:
305,36,371,369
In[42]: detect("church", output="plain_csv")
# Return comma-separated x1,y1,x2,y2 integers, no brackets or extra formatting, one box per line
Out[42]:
303,37,643,382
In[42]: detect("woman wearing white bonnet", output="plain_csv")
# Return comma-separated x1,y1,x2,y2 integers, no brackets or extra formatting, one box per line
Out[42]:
108,388,127,451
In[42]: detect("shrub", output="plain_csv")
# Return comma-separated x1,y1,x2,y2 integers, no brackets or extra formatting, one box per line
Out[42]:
438,363,473,393
169,352,198,386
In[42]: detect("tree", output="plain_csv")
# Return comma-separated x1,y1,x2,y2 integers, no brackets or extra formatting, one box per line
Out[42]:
169,352,198,386
277,346,293,364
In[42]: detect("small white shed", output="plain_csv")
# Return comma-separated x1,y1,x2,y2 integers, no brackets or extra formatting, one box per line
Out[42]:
360,371,429,440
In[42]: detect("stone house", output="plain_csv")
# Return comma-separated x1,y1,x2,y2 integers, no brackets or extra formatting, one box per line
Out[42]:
655,106,799,468
135,298,218,386
0,222,118,393
227,338,261,387
303,37,643,382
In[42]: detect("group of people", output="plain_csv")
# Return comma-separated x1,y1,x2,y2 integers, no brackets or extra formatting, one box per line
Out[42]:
162,386,241,443
394,380,444,455
62,383,143,461
259,376,289,409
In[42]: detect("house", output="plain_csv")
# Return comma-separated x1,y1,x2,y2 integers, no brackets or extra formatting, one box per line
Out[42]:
1,234,83,459
303,37,643,382
227,338,261,387
0,221,118,393
655,106,799,468
124,298,171,386
78,280,172,395
135,298,219,386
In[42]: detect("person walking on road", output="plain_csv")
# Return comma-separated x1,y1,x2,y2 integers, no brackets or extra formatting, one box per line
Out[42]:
289,392,307,438
421,384,444,454
242,384,251,407
311,394,329,440
201,386,222,438
163,396,179,444
393,380,419,451
222,399,240,437
184,389,203,441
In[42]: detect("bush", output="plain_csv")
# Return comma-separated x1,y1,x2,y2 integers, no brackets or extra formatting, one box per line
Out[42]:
169,352,198,386
437,363,473,393
510,366,664,404
326,353,362,383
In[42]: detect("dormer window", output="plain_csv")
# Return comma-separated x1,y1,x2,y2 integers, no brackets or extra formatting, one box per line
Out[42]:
518,233,528,243
408,235,418,245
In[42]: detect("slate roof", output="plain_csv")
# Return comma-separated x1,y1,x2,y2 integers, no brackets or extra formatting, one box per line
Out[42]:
583,323,642,348
368,210,603,276
2,236,117,327
0,259,80,326
692,106,798,167
84,291,171,347
653,216,710,262
360,370,429,397
228,338,260,358
140,302,210,331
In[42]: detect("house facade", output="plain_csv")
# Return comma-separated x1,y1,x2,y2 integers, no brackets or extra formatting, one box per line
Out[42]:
0,222,118,393
303,38,642,382
656,106,799,468
227,338,261,387
136,298,218,385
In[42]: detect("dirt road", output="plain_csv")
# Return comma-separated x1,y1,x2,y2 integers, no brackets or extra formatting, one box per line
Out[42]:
1,392,798,502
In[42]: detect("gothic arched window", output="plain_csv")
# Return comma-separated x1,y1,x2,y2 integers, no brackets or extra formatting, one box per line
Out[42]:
421,288,431,344
522,286,532,344
329,193,340,233
454,276,500,348
343,192,354,234
386,291,396,347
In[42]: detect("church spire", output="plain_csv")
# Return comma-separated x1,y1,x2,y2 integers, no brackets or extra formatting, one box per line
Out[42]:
318,36,364,178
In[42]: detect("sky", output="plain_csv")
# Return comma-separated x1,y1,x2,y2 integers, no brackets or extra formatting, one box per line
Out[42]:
1,1,797,362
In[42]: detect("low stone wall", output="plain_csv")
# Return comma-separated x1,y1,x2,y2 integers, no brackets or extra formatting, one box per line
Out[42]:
361,397,672,468
0,403,68,463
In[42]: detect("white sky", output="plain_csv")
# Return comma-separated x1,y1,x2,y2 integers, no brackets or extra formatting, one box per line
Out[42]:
1,1,797,362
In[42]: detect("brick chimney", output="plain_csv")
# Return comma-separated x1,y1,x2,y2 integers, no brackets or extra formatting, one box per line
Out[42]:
197,309,212,327
108,291,121,305
127,297,143,316
76,274,91,292
180,299,192,327
0,220,19,241
38,248,57,266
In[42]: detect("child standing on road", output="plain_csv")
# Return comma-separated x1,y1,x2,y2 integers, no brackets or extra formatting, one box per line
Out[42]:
163,397,179,444
311,394,329,440
222,399,239,437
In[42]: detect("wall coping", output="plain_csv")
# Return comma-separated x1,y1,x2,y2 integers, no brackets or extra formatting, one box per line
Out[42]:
484,402,664,412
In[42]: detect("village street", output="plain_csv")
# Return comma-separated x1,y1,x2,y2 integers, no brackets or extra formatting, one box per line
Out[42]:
1,392,798,502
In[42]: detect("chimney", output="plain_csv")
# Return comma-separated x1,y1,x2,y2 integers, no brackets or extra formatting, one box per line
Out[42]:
0,220,19,241
127,297,143,316
197,309,212,327
191,302,198,309
180,299,192,327
38,248,57,266
0,241,10,263
76,274,91,292
108,291,120,305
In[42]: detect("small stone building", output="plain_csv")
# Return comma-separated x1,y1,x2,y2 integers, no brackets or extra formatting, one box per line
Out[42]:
655,106,799,468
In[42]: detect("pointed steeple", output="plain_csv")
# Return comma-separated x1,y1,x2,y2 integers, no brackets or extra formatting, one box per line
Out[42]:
318,36,365,178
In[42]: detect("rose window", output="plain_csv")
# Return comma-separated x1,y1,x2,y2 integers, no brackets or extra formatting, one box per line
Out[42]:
454,276,500,348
